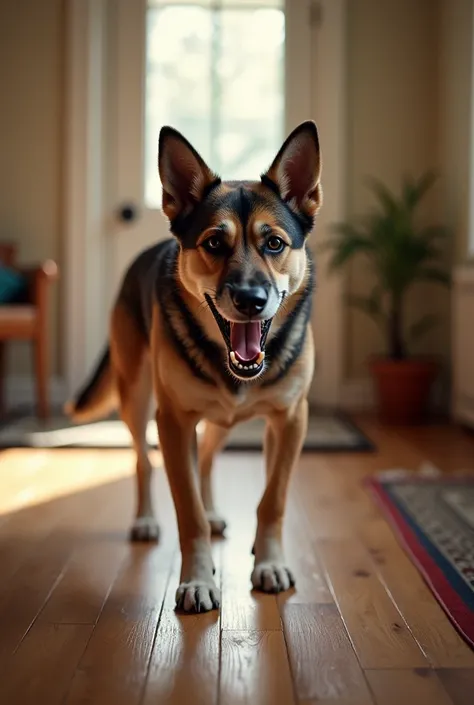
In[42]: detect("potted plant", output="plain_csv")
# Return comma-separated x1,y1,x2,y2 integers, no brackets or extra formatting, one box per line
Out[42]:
323,172,451,424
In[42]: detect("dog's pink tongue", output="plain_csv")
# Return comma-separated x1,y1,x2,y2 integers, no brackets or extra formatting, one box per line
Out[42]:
231,322,262,362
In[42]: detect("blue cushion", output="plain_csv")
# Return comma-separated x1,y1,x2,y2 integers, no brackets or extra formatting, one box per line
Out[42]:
0,264,27,304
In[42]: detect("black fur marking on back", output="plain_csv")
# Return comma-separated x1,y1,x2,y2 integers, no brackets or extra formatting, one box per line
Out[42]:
262,250,315,387
119,239,171,339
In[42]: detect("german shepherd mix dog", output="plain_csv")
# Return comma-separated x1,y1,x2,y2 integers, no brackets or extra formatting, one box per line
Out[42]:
67,120,322,613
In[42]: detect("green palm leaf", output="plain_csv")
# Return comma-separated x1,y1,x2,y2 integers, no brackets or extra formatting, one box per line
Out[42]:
322,223,376,270
365,177,399,215
402,171,437,211
325,170,451,360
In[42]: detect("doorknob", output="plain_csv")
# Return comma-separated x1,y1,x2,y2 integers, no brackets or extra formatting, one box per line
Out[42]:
118,203,139,223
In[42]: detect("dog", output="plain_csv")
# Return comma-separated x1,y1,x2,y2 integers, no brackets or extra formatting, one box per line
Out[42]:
66,120,322,613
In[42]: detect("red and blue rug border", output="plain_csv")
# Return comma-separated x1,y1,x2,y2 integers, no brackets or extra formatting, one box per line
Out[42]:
367,475,474,650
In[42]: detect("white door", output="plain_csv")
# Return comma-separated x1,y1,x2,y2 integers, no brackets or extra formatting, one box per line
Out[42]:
108,0,340,406
111,0,311,281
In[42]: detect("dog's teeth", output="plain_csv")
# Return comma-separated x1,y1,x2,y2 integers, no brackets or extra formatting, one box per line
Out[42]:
230,351,264,373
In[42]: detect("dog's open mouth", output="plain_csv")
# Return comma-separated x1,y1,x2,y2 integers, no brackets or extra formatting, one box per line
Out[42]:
205,295,271,379
229,320,270,377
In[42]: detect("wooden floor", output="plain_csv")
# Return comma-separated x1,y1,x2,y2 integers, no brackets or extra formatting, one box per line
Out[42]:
0,417,473,704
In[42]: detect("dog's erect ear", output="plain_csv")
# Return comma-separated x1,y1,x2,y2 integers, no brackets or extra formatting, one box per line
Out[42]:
262,120,322,219
158,127,220,221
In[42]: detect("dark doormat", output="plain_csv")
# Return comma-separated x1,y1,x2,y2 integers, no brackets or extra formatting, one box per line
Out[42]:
0,411,374,452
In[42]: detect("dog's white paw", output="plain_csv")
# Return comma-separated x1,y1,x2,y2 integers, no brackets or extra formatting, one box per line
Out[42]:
129,516,160,542
175,580,221,613
251,562,295,594
206,511,227,536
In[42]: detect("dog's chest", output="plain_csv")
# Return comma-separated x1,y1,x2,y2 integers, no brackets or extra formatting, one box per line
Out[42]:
202,392,263,427
200,376,306,427
158,331,311,426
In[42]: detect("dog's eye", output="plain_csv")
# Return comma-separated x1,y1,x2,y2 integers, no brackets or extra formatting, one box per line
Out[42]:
266,235,285,253
203,235,225,254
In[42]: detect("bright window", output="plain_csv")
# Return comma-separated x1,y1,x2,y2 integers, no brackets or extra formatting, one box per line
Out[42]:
144,0,285,207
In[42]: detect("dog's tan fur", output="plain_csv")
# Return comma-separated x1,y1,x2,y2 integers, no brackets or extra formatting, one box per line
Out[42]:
68,121,322,612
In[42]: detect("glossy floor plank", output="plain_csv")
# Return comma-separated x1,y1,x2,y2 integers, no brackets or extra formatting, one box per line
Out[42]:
0,420,472,704
220,630,296,705
318,537,428,669
142,556,221,705
216,455,283,632
64,544,173,705
366,669,454,705
436,668,474,705
1,623,93,705
282,604,373,704
359,518,474,668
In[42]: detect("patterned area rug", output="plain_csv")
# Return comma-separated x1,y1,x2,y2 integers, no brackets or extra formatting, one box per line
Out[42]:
0,413,373,452
368,472,474,649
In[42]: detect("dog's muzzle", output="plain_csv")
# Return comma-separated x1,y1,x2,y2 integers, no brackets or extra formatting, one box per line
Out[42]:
205,294,272,380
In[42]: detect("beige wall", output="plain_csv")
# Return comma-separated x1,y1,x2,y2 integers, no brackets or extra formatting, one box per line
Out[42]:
344,0,452,386
0,0,63,377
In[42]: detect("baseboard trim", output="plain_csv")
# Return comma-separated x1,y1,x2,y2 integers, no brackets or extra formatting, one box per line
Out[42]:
6,376,67,410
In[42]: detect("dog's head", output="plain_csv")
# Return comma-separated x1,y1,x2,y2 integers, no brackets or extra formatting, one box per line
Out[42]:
158,121,322,381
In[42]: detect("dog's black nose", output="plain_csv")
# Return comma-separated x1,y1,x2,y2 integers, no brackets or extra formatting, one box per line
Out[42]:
231,286,268,317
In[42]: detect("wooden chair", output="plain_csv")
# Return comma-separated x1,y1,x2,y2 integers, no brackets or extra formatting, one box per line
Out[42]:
0,244,58,419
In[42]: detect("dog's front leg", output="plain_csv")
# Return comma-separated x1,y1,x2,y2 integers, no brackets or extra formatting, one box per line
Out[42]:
251,397,308,594
157,405,220,613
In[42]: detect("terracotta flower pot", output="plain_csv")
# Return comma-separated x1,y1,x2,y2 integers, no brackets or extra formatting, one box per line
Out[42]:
369,357,438,424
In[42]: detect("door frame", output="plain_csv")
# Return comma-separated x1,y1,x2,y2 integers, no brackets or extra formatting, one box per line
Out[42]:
63,0,110,393
64,0,347,406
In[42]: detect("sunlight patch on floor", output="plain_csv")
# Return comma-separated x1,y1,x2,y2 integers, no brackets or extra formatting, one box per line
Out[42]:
0,448,163,514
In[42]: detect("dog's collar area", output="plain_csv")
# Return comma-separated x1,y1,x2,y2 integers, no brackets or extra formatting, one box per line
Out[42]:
205,294,272,380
